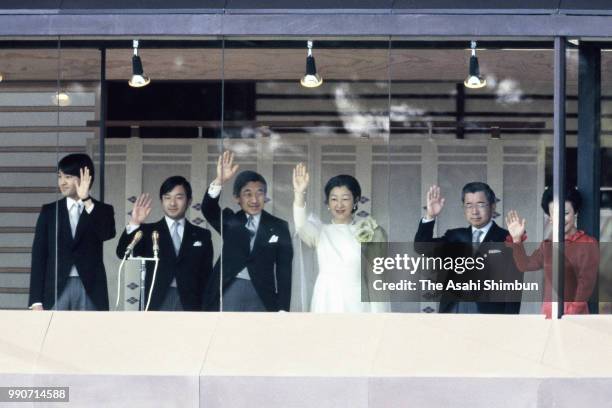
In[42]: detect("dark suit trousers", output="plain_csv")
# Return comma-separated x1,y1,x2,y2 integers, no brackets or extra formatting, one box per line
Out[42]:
222,277,266,312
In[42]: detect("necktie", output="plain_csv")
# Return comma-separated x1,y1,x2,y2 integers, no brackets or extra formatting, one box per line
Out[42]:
69,202,81,238
171,221,182,256
472,229,483,254
246,215,257,251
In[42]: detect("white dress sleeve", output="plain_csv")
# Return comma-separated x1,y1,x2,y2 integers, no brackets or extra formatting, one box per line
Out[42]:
293,204,321,248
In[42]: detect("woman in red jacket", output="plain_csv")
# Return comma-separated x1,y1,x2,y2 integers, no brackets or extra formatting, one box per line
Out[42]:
505,188,599,318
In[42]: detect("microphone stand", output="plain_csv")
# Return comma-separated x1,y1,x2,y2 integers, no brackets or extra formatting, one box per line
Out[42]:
126,254,159,311
115,230,160,312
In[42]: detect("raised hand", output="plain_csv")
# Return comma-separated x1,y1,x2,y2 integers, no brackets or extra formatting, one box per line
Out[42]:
76,167,92,200
292,163,310,194
214,151,239,185
505,210,526,242
426,185,445,219
130,193,152,225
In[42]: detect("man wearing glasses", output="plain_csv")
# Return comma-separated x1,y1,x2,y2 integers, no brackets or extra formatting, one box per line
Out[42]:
201,151,293,312
415,182,522,314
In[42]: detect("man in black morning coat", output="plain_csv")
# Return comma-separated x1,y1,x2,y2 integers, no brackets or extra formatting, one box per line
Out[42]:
415,182,522,314
29,153,115,311
116,176,213,311
201,151,293,312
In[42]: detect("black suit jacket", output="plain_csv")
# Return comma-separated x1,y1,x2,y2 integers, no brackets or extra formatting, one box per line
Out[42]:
29,198,116,310
414,219,522,314
201,193,293,311
116,218,213,311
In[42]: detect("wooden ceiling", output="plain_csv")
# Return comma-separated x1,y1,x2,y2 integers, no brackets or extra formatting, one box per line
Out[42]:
0,47,609,85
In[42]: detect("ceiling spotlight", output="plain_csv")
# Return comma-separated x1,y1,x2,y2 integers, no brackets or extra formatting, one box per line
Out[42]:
464,40,486,89
128,40,150,88
300,40,323,88
52,91,70,107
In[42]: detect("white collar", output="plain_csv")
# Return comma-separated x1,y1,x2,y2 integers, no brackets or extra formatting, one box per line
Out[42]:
246,212,262,224
472,220,493,239
165,216,185,230
66,196,81,210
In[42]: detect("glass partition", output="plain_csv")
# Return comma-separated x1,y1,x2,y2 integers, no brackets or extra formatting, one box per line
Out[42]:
388,40,555,314
54,42,103,311
598,47,612,314
3,36,605,317
0,39,62,310
218,37,391,312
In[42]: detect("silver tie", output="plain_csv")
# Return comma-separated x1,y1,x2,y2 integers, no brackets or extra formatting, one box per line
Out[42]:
171,221,181,256
246,215,256,251
472,229,483,254
69,202,81,237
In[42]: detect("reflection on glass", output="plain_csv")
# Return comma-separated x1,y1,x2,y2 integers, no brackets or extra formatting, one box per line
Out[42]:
8,38,604,318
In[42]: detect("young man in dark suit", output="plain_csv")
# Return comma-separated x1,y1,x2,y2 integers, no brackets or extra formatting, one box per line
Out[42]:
415,182,522,314
202,151,293,312
116,176,213,311
29,153,116,311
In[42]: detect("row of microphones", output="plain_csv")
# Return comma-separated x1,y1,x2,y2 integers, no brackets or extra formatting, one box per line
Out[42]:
117,229,160,311
123,230,160,258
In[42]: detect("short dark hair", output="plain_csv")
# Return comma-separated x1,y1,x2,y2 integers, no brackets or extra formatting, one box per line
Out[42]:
233,171,267,197
540,187,582,216
461,182,496,205
324,174,361,214
159,176,192,201
58,153,95,186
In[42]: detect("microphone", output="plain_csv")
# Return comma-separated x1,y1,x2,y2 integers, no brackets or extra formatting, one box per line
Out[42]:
152,231,159,258
125,230,143,256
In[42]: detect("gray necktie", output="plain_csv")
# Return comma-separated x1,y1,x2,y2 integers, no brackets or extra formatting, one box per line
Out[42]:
69,202,81,237
472,229,483,253
246,215,256,251
171,221,181,256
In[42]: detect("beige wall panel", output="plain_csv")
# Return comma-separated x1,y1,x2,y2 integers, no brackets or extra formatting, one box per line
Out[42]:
0,310,52,373
37,312,218,375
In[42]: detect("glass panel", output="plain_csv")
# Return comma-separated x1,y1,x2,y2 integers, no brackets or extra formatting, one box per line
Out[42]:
598,47,612,314
53,41,104,311
388,39,553,314
0,39,61,310
219,37,391,312
100,39,223,312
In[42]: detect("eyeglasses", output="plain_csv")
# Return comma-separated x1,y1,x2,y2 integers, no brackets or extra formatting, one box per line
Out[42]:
240,190,265,199
463,203,489,210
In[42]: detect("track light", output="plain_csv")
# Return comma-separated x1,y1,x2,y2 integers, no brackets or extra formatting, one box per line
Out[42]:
128,40,150,88
300,40,323,88
464,40,486,89
52,91,70,107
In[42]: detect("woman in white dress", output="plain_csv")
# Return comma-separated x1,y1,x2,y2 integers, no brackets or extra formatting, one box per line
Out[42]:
292,163,390,313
